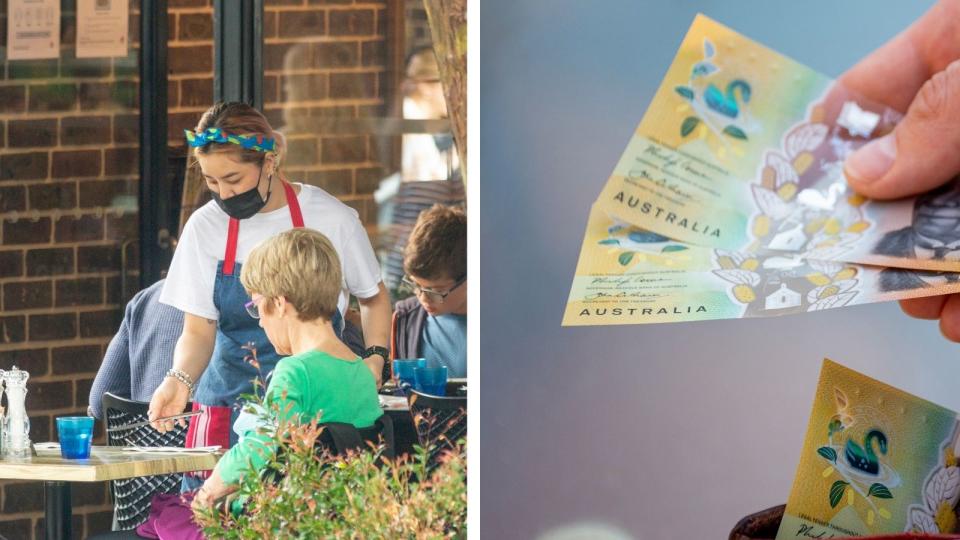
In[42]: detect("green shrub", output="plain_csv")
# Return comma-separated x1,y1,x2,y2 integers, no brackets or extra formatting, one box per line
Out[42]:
194,388,466,538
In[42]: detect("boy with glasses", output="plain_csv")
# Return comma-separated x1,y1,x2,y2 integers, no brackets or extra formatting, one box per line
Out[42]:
391,204,467,377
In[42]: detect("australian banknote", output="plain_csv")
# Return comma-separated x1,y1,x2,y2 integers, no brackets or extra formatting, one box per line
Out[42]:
563,205,960,326
593,14,960,273
778,360,960,538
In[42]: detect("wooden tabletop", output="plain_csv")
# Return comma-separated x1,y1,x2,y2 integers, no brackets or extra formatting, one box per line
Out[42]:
0,445,220,483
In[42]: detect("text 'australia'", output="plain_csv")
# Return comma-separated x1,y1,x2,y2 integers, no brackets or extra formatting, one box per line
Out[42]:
613,191,721,238
579,305,707,317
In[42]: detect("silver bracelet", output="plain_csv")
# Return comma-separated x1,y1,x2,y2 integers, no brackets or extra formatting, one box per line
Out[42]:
166,368,195,396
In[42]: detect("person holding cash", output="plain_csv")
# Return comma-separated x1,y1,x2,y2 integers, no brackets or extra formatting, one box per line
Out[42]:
840,0,960,342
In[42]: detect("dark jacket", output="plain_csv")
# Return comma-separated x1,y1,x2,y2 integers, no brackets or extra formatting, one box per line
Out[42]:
390,296,428,373
88,279,183,419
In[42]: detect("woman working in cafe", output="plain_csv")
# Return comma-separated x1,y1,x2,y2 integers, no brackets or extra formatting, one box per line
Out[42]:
147,102,391,489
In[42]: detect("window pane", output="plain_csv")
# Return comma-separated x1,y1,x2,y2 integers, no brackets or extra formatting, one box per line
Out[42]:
264,0,462,299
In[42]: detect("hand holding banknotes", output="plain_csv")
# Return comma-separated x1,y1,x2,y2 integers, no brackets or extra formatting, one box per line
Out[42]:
842,0,960,339
565,14,960,328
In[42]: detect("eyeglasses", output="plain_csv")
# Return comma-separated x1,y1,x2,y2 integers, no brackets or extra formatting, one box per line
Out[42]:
401,275,465,304
244,297,262,319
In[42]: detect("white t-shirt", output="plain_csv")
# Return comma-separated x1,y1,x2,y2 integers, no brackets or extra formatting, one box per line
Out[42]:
160,183,382,320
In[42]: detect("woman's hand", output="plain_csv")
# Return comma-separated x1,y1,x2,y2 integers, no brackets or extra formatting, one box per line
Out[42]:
149,313,218,432
192,469,233,513
191,485,216,512
148,377,190,433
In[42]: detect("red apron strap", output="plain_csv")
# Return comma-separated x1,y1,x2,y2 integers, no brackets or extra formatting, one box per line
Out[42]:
284,181,304,228
222,182,300,277
222,217,240,276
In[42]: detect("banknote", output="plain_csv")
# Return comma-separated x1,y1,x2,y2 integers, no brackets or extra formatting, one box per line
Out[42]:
562,205,960,326
778,360,960,538
593,14,960,272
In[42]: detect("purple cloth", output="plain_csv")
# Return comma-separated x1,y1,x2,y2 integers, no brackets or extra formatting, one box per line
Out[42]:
136,491,205,540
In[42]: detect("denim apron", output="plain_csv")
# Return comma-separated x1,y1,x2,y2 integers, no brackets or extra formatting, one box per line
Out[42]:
183,182,342,485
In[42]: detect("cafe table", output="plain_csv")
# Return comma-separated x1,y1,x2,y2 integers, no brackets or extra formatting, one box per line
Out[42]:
0,444,220,540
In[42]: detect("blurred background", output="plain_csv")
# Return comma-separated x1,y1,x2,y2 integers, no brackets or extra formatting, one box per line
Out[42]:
480,1,946,538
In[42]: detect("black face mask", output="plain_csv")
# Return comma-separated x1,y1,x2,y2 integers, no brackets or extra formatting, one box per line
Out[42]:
212,163,273,220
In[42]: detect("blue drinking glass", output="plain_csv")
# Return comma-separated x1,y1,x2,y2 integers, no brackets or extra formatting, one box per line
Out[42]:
392,358,427,394
414,366,448,396
56,416,94,459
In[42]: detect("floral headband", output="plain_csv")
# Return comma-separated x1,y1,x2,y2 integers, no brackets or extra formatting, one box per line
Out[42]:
184,127,276,153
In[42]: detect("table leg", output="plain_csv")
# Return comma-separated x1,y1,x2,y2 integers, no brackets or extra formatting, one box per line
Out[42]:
44,481,71,540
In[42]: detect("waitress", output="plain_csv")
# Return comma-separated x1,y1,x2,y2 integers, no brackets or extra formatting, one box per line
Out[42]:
148,102,391,488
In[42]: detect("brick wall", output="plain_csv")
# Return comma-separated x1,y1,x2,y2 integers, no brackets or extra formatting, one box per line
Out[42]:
257,0,392,231
0,0,395,537
0,0,144,536
167,0,214,161
405,0,431,54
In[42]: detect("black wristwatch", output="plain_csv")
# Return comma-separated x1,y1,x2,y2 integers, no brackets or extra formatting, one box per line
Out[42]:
362,346,389,360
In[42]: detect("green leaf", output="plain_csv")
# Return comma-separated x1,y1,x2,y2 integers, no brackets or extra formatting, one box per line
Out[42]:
722,125,748,140
618,252,634,266
629,231,669,243
829,480,849,508
817,446,837,463
680,116,701,137
598,239,620,245
674,86,695,101
661,245,688,253
868,483,893,499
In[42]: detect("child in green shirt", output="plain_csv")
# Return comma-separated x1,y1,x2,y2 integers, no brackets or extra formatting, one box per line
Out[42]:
193,228,384,509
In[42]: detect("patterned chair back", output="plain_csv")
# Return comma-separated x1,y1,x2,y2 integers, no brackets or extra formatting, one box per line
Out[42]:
408,390,466,468
102,392,192,530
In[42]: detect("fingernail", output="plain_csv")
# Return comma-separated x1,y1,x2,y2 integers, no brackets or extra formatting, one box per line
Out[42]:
845,132,897,184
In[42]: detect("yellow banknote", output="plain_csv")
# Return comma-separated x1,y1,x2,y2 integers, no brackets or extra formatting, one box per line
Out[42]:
563,205,960,326
594,14,960,272
778,360,960,538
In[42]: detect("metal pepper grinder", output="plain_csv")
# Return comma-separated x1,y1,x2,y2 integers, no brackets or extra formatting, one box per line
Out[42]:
0,367,31,458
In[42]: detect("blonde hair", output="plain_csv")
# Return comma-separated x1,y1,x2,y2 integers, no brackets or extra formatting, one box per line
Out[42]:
240,228,342,321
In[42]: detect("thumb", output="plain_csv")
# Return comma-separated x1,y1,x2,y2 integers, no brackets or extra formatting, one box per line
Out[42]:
844,58,960,200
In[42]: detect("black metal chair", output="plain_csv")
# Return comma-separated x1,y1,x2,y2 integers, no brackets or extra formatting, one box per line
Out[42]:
101,392,193,531
408,390,467,468
318,414,396,460
252,414,395,504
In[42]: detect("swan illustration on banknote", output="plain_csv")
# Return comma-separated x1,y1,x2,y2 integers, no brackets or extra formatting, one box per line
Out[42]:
816,387,900,521
674,38,755,144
